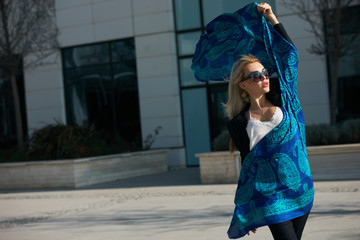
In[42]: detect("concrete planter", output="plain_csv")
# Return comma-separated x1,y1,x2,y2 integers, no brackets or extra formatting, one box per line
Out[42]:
196,143,360,184
195,151,241,184
0,149,168,190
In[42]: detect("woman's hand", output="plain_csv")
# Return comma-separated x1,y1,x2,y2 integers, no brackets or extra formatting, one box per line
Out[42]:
246,228,257,235
257,2,279,25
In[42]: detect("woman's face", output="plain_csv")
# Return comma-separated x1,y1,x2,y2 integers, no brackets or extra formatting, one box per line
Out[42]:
238,61,270,98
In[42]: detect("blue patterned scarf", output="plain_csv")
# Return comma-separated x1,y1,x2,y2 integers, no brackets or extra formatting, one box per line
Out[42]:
191,3,314,239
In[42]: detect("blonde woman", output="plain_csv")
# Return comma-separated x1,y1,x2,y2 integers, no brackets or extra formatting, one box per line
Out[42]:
224,3,313,240
191,2,314,239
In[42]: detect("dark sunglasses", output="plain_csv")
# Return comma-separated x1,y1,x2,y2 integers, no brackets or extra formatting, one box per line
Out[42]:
242,69,269,82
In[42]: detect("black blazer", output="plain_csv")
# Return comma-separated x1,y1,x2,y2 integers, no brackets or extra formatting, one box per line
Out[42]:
227,23,294,164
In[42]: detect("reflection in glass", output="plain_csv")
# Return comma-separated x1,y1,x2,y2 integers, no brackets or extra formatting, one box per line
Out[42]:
177,31,201,56
63,43,109,68
65,66,111,127
208,84,228,146
174,0,201,30
112,62,140,141
179,58,204,87
111,39,135,62
182,88,211,165
63,39,141,146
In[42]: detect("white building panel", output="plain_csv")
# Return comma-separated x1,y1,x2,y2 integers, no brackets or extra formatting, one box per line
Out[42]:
56,5,93,28
93,0,132,22
138,75,179,98
136,55,178,79
134,12,174,35
132,0,172,16
135,33,176,58
94,18,134,42
58,24,94,47
24,52,66,132
141,117,183,148
55,0,91,10
139,95,180,119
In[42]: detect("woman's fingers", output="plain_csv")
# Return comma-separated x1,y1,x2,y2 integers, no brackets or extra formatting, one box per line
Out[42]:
246,229,257,235
257,3,279,25
257,3,273,16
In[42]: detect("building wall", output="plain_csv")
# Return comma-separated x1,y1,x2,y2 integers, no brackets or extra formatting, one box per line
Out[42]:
24,48,66,133
23,0,331,168
24,0,185,168
276,1,331,124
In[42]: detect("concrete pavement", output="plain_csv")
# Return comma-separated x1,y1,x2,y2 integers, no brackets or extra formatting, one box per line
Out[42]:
1,150,360,240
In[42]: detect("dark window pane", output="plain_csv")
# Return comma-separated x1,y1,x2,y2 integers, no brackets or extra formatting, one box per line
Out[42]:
208,84,228,146
337,76,360,121
174,0,201,30
113,63,140,141
63,38,141,149
111,39,135,62
64,66,112,128
0,64,27,148
113,63,137,90
63,43,109,68
340,5,360,34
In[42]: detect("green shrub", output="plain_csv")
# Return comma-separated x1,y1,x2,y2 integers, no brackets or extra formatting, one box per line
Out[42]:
26,123,141,161
1,123,162,162
305,123,340,145
27,124,103,160
0,147,26,163
338,119,360,143
305,119,360,146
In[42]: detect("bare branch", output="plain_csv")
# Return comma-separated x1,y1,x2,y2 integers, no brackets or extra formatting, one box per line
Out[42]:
0,0,59,73
280,0,360,124
281,0,360,58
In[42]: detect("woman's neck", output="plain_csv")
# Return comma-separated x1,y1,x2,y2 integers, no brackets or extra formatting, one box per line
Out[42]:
249,94,269,110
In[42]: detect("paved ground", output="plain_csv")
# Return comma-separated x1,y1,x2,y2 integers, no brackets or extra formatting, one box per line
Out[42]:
0,151,360,240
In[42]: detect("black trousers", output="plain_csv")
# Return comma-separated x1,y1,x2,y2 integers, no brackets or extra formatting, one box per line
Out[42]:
268,212,310,240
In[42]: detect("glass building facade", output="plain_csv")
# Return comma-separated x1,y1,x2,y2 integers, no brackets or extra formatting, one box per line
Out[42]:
173,0,275,165
3,0,358,169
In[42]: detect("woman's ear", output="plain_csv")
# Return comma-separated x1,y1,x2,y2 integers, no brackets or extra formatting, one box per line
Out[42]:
238,81,247,90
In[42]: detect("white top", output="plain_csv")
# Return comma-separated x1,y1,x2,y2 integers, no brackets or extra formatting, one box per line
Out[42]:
246,106,283,151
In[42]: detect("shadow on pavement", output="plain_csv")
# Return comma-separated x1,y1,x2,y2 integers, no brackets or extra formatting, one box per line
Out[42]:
80,167,202,190
0,167,202,194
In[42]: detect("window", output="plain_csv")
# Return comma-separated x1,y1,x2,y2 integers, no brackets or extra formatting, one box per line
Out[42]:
0,63,27,148
174,0,202,31
62,38,141,146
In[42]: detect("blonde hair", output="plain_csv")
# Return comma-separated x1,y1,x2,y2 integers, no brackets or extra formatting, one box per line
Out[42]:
224,54,261,152
224,54,260,119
